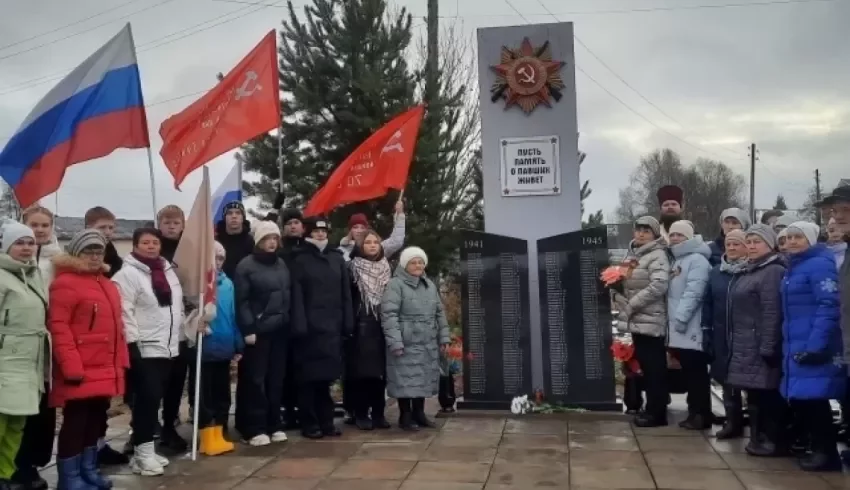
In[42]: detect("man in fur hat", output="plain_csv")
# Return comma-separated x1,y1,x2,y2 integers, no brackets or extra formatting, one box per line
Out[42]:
657,185,684,243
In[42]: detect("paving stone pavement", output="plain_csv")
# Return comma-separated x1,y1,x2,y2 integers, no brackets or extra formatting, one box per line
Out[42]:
37,403,850,490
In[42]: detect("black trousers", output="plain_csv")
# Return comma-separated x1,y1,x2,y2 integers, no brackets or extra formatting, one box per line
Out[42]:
235,332,286,439
438,375,456,410
298,381,335,431
342,377,353,415
347,377,386,418
198,361,232,429
623,376,644,411
722,384,743,421
747,388,786,443
130,357,172,446
57,398,109,458
281,351,299,424
632,334,668,418
15,390,56,470
162,341,196,427
791,398,835,452
676,348,711,417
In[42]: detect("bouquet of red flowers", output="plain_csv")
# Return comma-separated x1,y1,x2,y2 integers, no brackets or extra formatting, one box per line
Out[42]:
611,338,641,377
600,258,638,294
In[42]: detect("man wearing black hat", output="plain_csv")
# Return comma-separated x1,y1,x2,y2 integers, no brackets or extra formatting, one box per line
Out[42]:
657,185,684,243
277,207,305,429
216,201,255,280
817,186,850,448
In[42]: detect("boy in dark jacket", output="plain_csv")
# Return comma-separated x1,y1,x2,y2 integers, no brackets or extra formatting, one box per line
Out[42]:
215,201,254,280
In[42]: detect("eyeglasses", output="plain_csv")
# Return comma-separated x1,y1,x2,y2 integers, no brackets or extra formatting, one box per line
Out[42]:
80,250,105,257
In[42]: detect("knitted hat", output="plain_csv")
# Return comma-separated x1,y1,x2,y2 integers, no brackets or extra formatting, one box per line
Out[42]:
348,213,369,228
634,216,661,237
724,229,747,247
214,241,225,258
720,208,751,230
774,214,797,229
304,216,330,236
0,222,35,253
67,229,106,257
745,224,777,248
281,208,303,225
222,201,245,219
669,220,695,240
778,228,789,240
399,246,428,269
787,221,820,246
657,185,683,206
252,221,281,245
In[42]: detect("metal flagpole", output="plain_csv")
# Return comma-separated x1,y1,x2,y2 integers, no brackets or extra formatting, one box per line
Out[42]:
277,127,284,193
54,191,59,216
146,147,159,220
191,292,204,461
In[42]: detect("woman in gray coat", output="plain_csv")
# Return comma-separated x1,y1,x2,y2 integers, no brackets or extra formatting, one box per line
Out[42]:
612,216,671,427
726,224,786,457
381,247,450,431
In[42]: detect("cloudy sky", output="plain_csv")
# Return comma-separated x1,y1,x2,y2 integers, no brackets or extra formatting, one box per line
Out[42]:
0,0,847,221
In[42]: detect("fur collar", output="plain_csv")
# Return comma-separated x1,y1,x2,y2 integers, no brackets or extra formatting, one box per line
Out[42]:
52,253,110,275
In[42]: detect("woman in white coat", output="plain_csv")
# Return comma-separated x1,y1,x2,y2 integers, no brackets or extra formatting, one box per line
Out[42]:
111,228,183,477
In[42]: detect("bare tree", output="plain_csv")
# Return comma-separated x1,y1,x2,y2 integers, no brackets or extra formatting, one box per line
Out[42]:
615,149,746,237
0,182,20,221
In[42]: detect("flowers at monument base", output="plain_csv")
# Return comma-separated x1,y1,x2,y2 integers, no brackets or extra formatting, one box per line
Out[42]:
442,333,466,375
510,395,533,415
611,338,641,377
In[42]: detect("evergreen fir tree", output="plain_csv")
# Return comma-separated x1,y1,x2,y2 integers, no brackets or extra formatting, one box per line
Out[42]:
773,193,788,210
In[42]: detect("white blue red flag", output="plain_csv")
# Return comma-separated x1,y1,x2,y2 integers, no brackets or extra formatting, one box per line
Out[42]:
210,162,241,224
0,23,150,208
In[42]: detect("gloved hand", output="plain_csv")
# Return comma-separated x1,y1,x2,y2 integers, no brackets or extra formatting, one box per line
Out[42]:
762,355,781,368
64,376,83,386
701,328,714,360
794,351,832,365
128,342,143,364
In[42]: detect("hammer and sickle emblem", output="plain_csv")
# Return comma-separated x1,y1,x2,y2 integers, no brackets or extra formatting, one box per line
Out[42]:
517,65,536,84
381,130,404,155
235,71,262,100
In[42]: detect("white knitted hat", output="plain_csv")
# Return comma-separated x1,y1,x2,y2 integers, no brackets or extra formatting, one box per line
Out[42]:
252,221,281,245
399,246,428,269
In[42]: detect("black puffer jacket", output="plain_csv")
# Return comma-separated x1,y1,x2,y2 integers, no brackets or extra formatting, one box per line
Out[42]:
216,220,254,279
726,253,785,390
277,236,303,269
291,240,354,383
345,246,389,380
233,250,292,337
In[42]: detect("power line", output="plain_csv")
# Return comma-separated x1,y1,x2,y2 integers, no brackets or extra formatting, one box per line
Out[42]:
0,0,181,63
0,0,145,53
0,0,293,96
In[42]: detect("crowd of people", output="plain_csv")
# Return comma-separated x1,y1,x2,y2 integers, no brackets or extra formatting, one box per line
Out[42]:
615,183,850,473
0,198,455,490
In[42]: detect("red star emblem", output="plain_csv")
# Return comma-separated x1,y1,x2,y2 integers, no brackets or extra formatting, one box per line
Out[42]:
490,37,566,114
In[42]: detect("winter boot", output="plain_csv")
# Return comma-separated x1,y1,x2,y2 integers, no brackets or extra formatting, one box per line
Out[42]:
96,442,129,467
412,398,436,429
397,398,418,431
12,466,47,490
79,447,111,489
158,425,188,453
678,413,695,429
633,412,668,428
371,405,391,429
301,426,323,439
200,426,233,456
716,398,744,440
56,455,97,490
130,442,164,477
799,422,842,472
681,414,712,431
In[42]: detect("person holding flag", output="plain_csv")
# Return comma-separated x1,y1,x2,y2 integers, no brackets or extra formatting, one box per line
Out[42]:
338,202,406,262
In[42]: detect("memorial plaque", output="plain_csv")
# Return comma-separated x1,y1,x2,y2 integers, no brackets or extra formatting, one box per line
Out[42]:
459,230,532,408
537,226,618,409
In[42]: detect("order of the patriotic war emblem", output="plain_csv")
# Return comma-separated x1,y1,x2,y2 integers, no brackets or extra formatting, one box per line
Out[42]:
490,37,566,114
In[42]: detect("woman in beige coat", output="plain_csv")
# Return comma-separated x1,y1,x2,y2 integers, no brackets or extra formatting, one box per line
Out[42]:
612,216,671,428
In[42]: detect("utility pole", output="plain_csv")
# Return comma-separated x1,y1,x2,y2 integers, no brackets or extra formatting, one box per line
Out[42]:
749,143,757,224
425,0,439,105
815,169,822,226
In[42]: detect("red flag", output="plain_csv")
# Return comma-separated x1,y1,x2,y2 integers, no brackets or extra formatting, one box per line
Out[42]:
159,30,280,189
304,105,424,217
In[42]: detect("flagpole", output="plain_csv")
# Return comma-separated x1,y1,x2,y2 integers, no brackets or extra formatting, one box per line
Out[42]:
54,191,59,217
191,293,204,461
277,127,283,193
146,147,159,219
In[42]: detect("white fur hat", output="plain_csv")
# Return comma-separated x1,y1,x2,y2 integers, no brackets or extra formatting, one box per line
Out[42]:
252,221,281,245
399,246,428,269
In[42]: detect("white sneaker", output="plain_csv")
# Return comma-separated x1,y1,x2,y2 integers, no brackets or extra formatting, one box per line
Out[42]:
154,452,170,467
271,431,288,443
130,442,164,476
248,434,271,446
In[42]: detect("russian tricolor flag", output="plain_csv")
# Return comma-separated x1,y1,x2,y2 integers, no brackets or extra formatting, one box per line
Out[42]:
0,23,150,208
210,162,241,224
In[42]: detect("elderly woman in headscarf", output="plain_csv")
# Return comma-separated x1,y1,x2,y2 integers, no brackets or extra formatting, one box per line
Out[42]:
703,229,748,439
780,221,844,472
345,229,392,430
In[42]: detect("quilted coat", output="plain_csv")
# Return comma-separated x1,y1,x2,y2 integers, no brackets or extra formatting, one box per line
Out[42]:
47,254,129,408
726,253,785,390
612,239,670,338
702,257,741,383
0,253,49,416
381,266,451,398
780,244,845,400
666,237,712,351
203,271,244,362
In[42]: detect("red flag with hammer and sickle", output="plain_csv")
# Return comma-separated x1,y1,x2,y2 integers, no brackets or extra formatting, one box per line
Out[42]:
159,30,279,189
304,105,424,217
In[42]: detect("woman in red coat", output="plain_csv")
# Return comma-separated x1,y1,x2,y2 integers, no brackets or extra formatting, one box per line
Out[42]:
49,229,129,490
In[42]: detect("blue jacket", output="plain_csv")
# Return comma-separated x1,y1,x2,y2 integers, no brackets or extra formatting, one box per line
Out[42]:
702,260,737,383
780,244,845,400
708,237,724,267
203,271,244,362
667,237,712,352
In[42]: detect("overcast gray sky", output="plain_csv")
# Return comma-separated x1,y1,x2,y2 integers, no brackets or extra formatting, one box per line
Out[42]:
0,0,847,221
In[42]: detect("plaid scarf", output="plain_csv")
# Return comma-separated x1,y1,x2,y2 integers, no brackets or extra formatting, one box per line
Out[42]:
350,255,391,318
